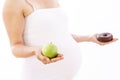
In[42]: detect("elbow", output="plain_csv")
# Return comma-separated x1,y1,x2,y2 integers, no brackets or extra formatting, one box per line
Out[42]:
11,43,35,58
13,54,20,58
11,46,18,58
12,50,22,58
11,45,23,58
12,50,28,58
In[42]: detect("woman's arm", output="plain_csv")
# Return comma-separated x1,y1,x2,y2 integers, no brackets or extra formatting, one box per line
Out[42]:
71,34,92,42
3,0,63,64
3,0,38,58
71,34,118,45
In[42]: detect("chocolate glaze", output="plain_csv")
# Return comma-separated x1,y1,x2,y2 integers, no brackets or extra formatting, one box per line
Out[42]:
96,32,113,42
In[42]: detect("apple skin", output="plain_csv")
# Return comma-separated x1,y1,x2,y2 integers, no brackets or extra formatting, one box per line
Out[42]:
42,43,58,59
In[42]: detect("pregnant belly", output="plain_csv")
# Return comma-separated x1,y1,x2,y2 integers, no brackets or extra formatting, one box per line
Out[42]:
23,45,81,80
23,34,81,79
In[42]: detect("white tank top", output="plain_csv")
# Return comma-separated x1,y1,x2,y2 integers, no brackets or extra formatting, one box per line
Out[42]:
23,1,81,80
24,7,69,47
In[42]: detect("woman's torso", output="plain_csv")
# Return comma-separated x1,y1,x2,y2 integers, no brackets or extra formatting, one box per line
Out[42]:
22,0,81,80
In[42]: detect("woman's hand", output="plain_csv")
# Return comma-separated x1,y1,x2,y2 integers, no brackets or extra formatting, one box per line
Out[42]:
90,34,118,45
34,47,64,64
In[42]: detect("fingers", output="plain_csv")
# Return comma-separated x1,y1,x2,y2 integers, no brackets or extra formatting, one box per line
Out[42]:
37,55,51,64
37,53,64,64
112,38,118,42
106,38,118,43
98,38,118,46
51,54,64,63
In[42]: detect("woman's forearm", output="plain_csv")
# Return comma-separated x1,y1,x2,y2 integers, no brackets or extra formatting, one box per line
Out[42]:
11,44,40,58
71,34,92,43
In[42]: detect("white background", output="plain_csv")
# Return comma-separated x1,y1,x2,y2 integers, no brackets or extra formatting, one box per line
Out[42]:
0,0,120,80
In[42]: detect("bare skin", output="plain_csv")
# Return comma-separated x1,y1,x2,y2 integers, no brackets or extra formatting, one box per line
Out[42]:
3,0,118,64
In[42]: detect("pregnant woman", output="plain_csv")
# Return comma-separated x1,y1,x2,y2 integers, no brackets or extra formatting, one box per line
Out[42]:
3,0,117,80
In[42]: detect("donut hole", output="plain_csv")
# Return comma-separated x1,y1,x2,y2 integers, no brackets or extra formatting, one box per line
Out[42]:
103,33,108,36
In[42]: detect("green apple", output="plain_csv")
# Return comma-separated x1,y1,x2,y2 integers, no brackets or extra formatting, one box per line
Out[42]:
42,42,58,59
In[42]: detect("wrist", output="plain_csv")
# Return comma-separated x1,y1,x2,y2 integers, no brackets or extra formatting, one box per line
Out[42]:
87,34,97,43
87,35,94,42
31,47,42,56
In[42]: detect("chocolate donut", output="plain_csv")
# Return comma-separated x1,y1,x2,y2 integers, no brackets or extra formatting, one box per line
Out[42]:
96,32,113,42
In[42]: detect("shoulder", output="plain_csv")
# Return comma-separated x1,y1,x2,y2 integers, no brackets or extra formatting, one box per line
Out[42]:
3,0,27,15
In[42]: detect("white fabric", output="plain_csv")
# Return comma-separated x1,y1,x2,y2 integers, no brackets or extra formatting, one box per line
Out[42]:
23,8,81,80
